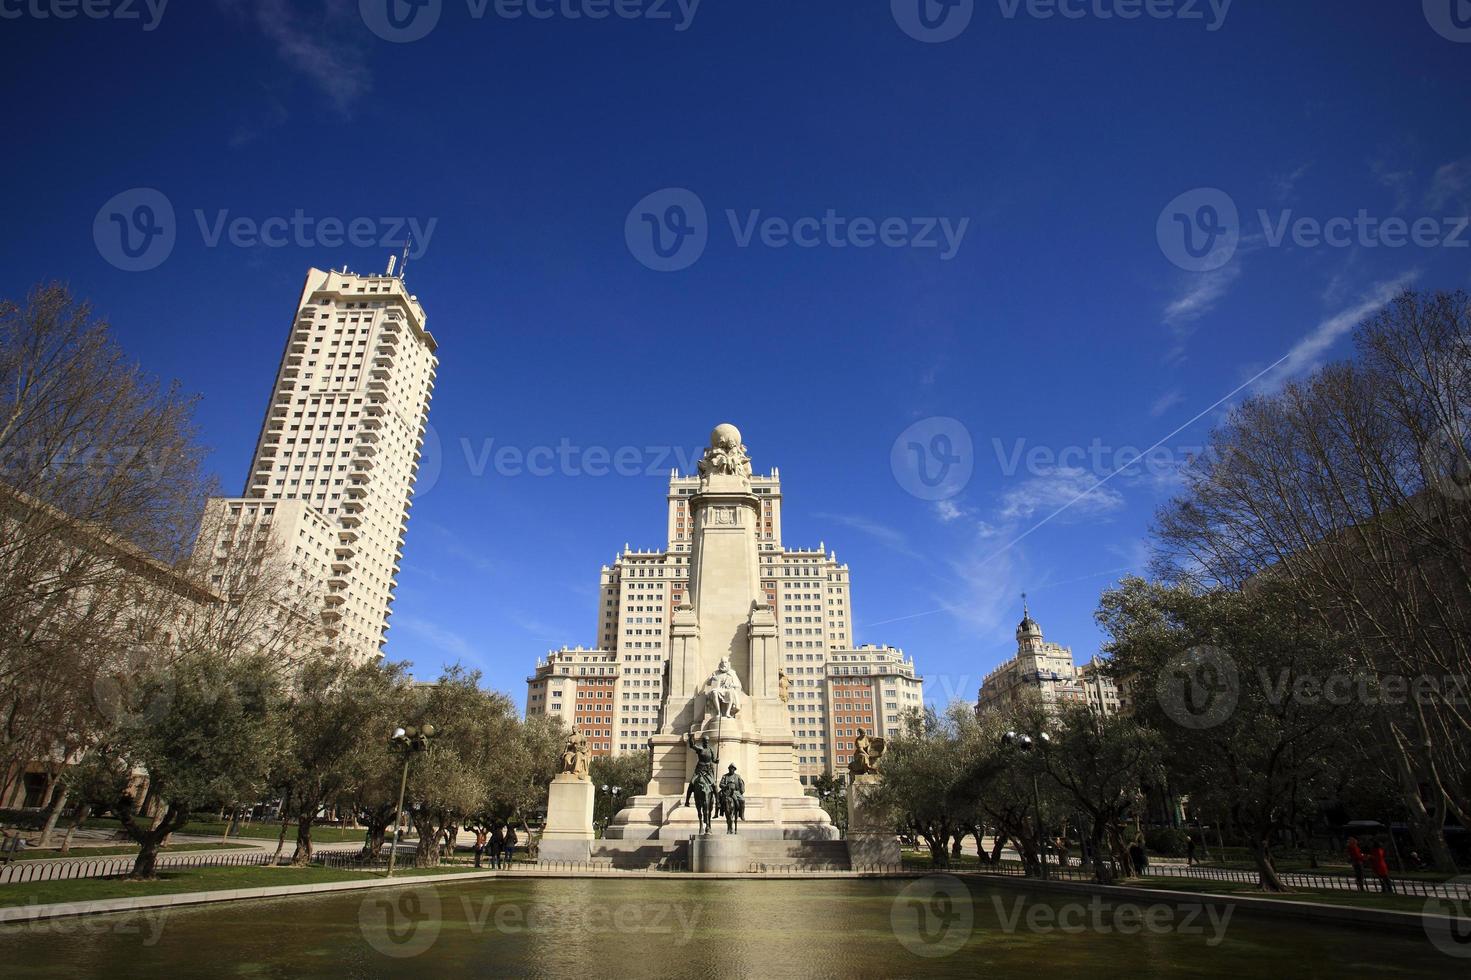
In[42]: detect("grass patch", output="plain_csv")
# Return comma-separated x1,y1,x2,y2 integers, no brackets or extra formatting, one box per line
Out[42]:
77,816,383,845
0,862,482,910
1121,874,1445,913
7,842,242,862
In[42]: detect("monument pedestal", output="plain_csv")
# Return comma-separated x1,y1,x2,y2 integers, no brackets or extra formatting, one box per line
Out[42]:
846,775,900,868
690,833,749,873
540,774,594,863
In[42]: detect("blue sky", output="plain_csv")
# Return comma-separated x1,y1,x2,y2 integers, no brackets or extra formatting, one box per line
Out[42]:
2,1,1469,709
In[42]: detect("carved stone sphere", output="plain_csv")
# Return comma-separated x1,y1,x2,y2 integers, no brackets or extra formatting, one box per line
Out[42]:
711,423,742,450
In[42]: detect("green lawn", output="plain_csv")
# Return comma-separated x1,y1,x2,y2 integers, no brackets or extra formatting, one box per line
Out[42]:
1110,874,1447,914
0,862,482,909
77,816,384,845
7,842,243,862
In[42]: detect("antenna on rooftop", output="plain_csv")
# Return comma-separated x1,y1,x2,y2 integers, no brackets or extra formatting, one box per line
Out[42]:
398,237,412,283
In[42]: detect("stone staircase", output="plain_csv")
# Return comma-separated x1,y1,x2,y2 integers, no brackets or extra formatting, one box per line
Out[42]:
744,840,851,871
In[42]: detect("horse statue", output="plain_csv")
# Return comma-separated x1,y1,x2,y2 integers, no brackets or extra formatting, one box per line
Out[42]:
718,764,745,835
684,732,719,835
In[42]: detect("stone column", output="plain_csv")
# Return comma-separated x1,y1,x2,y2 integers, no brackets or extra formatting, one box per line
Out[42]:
540,774,595,863
846,775,901,868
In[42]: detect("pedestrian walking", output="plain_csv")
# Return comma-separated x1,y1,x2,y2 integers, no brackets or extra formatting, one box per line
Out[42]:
504,826,519,867
488,825,504,870
1346,836,1367,892
1128,838,1149,876
1186,836,1197,867
473,827,487,868
1367,838,1394,895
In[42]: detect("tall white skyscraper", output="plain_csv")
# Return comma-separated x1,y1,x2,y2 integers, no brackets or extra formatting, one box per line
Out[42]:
201,261,438,661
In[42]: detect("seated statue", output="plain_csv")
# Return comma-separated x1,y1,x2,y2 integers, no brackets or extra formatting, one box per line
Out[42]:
849,728,886,776
704,656,744,719
560,727,589,779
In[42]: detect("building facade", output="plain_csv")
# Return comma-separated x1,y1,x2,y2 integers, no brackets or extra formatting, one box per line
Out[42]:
976,605,1124,719
526,443,923,784
203,262,437,661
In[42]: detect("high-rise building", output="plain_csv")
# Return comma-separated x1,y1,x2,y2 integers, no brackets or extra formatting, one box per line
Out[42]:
202,261,438,661
525,427,924,785
975,604,1123,718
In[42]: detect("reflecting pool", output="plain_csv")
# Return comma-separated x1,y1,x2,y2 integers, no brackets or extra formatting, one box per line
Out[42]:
4,876,1458,978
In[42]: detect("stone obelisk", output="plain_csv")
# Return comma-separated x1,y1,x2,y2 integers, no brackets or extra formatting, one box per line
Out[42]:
605,424,836,842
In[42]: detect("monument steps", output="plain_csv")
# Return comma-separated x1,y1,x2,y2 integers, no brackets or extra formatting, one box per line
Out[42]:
744,839,851,871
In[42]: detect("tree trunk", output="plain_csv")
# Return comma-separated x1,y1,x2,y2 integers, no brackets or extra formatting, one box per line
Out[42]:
923,831,950,868
290,814,314,866
123,801,186,880
60,803,91,855
1251,837,1289,892
37,784,69,848
989,834,1008,865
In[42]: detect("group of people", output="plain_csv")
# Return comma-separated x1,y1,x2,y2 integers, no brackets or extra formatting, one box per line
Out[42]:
1346,836,1395,894
472,825,520,869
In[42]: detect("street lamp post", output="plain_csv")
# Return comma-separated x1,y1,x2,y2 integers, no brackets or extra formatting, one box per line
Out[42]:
386,724,435,878
1003,730,1052,880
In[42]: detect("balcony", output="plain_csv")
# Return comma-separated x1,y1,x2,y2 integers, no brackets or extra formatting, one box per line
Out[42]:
321,608,342,623
325,592,346,606
346,483,368,499
335,544,356,561
366,380,387,396
358,430,379,444
364,400,385,417
340,513,360,528
339,528,359,544
360,416,381,430
354,457,375,472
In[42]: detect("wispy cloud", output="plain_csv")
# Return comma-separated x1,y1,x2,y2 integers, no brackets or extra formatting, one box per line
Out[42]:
1164,263,1242,329
394,614,477,662
1149,389,1185,418
933,500,965,522
1427,155,1471,212
216,0,372,114
1271,162,1312,202
997,466,1126,523
813,512,921,560
1253,272,1419,393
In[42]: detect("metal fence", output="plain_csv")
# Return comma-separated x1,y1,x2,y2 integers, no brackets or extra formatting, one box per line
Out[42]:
0,849,279,885
1141,862,1471,899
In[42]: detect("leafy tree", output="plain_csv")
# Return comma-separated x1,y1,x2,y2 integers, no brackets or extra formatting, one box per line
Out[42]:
111,650,284,878
1098,577,1352,891
809,770,848,835
276,656,411,865
590,750,650,830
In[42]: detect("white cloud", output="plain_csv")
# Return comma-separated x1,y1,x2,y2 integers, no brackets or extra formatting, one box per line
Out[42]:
1427,156,1471,211
395,615,477,661
1164,264,1242,329
1149,389,1184,418
813,512,920,559
1271,162,1312,202
933,500,964,522
217,0,372,114
1253,272,1419,393
997,466,1126,523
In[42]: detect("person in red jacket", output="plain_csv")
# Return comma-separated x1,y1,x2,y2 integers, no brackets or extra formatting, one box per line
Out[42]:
1346,836,1366,891
1367,838,1394,895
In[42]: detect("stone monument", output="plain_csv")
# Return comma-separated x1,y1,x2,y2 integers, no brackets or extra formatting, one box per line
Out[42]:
606,424,838,845
845,730,900,867
540,727,595,862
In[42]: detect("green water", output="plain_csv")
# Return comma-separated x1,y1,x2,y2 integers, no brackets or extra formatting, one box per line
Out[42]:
3,877,1458,978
